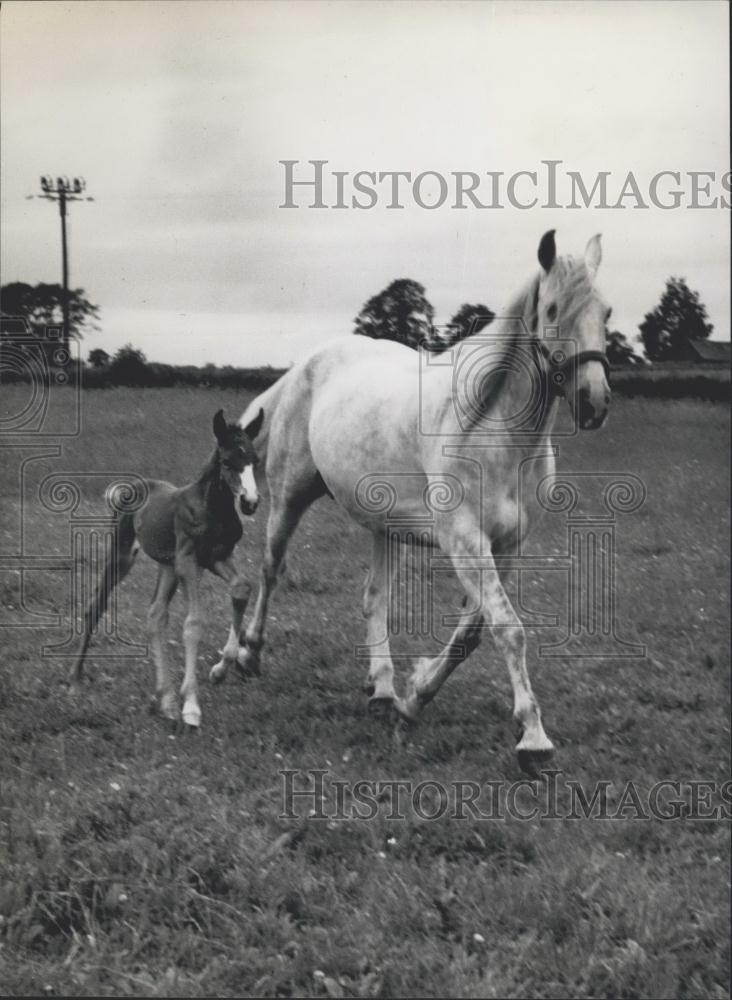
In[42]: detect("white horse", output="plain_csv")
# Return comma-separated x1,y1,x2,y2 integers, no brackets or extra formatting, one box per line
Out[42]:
212,230,611,773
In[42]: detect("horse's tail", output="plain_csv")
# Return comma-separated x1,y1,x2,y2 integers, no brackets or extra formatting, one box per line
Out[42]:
238,376,288,461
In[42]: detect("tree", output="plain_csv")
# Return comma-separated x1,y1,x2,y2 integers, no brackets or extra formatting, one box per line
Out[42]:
88,348,110,368
606,330,637,366
431,302,495,352
0,282,100,343
639,277,713,362
354,279,434,350
110,344,149,385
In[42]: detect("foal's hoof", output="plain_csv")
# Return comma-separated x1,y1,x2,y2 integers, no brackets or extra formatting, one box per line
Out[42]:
160,694,180,724
516,746,555,779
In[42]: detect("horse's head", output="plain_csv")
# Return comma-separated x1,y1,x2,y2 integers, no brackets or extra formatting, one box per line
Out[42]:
213,407,264,515
533,230,611,430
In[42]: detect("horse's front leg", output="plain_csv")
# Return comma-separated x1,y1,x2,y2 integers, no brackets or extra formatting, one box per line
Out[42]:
209,557,251,684
176,553,204,728
403,524,554,774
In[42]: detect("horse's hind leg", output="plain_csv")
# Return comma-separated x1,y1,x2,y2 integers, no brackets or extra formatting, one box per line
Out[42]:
402,595,485,719
147,564,178,721
69,514,138,689
362,530,399,707
237,488,315,677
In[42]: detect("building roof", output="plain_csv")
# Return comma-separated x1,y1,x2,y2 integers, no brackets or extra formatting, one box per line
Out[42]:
687,339,730,362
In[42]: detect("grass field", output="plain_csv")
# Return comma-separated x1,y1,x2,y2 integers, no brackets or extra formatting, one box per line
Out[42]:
0,385,729,998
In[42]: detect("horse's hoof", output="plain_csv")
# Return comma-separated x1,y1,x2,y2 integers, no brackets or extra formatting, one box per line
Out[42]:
236,646,260,680
393,714,416,749
516,746,555,778
209,659,227,685
182,707,201,729
367,693,394,717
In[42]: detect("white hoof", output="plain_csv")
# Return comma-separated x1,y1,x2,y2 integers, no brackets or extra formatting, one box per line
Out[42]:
515,727,555,754
182,704,201,728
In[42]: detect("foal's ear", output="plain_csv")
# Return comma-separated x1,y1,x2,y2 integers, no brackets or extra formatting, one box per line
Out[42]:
243,407,264,441
584,233,602,278
213,408,228,443
538,229,556,272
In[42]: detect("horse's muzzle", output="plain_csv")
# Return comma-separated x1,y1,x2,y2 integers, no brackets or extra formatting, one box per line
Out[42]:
239,496,259,516
577,385,610,430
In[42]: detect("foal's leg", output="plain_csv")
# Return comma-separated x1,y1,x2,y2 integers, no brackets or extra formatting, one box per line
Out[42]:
362,531,399,705
208,557,252,684
69,515,138,689
147,564,179,721
177,556,204,728
402,525,554,771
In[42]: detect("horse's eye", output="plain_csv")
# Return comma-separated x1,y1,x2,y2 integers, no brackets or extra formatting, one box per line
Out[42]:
546,303,557,322
605,307,612,323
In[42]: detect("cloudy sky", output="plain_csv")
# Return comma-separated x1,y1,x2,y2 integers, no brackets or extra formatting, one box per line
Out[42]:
1,0,729,366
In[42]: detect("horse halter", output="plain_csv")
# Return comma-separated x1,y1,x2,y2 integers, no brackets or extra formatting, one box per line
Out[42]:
532,340,610,397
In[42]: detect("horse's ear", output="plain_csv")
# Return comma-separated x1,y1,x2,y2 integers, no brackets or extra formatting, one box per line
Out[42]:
538,229,556,272
585,233,602,278
243,407,264,441
213,409,227,443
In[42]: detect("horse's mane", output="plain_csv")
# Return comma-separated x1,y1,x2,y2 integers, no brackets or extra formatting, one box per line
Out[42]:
547,255,597,330
468,255,597,420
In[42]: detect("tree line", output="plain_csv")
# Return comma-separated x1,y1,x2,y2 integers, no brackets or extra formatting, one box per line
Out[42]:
352,275,715,365
0,274,717,375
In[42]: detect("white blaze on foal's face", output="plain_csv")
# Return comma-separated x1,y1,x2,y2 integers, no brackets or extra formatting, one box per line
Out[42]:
238,463,258,513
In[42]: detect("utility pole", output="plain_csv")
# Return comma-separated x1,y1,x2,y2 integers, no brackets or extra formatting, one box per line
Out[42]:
29,176,93,350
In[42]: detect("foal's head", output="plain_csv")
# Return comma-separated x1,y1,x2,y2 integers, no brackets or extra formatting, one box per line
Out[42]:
213,407,264,515
533,230,611,430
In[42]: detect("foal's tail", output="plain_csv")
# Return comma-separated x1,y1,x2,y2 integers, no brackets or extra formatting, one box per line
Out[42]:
69,512,138,686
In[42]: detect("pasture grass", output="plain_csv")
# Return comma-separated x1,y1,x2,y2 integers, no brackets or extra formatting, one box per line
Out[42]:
0,386,729,998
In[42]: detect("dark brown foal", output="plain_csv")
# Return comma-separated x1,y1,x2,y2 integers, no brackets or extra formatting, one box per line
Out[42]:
70,407,263,728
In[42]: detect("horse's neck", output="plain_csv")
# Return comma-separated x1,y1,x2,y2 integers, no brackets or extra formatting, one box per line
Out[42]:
450,275,558,445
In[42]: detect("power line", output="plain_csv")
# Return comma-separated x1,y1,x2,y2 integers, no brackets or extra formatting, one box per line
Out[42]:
26,176,94,349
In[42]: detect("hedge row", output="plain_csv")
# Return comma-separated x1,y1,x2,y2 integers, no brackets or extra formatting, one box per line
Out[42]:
80,362,288,391
609,366,729,402
1,358,728,401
